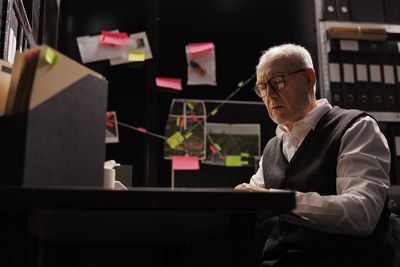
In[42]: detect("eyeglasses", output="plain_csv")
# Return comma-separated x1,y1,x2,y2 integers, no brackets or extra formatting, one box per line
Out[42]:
253,69,306,98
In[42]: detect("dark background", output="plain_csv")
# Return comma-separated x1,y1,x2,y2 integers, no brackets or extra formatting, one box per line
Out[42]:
58,0,318,187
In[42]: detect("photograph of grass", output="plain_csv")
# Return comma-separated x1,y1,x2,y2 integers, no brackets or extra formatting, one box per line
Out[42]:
202,123,260,167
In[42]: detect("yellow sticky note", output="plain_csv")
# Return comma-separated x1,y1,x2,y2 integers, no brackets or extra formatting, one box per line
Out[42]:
214,143,221,151
211,108,218,116
241,161,248,165
238,81,244,87
184,132,192,139
240,152,250,157
44,48,59,66
225,155,242,167
167,131,184,149
187,102,194,110
176,117,181,126
128,51,145,62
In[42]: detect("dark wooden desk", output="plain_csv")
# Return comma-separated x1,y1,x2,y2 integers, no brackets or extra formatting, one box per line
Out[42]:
0,187,295,267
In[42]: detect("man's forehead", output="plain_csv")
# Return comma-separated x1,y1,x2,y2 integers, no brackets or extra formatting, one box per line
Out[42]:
262,57,292,76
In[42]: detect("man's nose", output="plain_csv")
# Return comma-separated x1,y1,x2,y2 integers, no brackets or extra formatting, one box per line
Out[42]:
266,89,279,98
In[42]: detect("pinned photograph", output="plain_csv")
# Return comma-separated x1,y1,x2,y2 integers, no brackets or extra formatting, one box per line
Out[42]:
202,123,260,167
106,111,119,143
109,31,153,66
76,30,125,63
185,42,217,86
164,99,206,159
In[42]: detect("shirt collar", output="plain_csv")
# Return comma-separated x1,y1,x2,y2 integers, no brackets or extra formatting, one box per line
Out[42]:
276,99,332,137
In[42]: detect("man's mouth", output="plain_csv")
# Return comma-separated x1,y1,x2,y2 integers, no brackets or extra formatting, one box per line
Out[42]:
272,105,284,110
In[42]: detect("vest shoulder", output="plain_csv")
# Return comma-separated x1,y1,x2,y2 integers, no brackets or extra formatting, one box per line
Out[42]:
324,106,371,124
330,106,366,118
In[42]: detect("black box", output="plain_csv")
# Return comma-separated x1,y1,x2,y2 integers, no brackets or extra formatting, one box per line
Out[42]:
0,74,108,187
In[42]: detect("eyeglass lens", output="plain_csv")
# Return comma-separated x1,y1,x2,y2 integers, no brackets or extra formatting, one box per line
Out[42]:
269,77,284,91
256,76,285,97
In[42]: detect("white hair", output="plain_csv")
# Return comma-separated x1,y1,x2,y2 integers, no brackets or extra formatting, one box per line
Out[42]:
256,43,316,93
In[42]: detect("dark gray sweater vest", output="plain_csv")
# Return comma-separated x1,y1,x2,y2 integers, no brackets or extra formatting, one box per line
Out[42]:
261,106,391,258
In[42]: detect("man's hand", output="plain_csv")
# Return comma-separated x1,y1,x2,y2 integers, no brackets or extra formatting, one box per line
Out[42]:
234,183,269,192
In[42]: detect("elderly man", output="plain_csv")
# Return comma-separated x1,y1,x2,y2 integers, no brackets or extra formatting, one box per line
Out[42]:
235,44,392,267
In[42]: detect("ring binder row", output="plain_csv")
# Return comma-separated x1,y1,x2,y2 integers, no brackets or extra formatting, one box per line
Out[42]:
323,0,400,24
327,38,400,112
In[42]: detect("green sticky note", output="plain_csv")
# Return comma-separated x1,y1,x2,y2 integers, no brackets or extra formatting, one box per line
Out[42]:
167,131,184,149
44,48,59,66
214,143,221,151
238,81,244,87
225,155,242,167
128,51,145,62
176,117,181,126
211,108,218,116
187,102,194,110
240,152,250,157
184,132,192,139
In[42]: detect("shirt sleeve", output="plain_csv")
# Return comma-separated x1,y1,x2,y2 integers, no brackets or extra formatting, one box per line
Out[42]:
250,155,266,188
292,116,391,236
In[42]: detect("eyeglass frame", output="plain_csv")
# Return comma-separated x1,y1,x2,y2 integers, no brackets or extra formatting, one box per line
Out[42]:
253,68,307,98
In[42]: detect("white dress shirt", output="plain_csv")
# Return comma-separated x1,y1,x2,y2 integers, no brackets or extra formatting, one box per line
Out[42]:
250,99,391,236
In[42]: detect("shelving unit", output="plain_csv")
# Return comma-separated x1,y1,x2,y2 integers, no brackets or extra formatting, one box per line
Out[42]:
1,0,59,63
314,0,400,122
1,0,36,63
14,0,36,48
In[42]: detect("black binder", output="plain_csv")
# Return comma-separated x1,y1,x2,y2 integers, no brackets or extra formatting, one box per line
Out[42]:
329,54,343,107
368,60,385,111
359,41,385,111
328,40,343,107
393,42,400,112
323,0,338,20
388,124,400,185
336,0,351,21
355,54,371,111
350,0,385,23
384,0,400,24
382,42,398,112
341,52,357,109
337,40,358,109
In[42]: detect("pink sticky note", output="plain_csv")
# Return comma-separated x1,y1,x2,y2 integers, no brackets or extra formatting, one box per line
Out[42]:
180,117,184,129
188,42,215,55
172,156,200,170
100,31,128,46
138,127,147,133
209,145,217,154
191,113,198,122
155,77,182,91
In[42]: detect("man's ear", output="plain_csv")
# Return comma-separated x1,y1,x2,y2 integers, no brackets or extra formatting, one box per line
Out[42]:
306,68,316,91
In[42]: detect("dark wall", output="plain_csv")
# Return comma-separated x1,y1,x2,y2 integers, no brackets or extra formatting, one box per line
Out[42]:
58,0,317,187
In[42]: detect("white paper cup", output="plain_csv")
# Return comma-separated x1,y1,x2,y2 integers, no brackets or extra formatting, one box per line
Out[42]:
104,168,116,189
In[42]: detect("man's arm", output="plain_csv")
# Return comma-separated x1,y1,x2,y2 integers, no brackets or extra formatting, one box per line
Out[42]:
235,156,268,191
236,116,390,236
293,116,390,235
